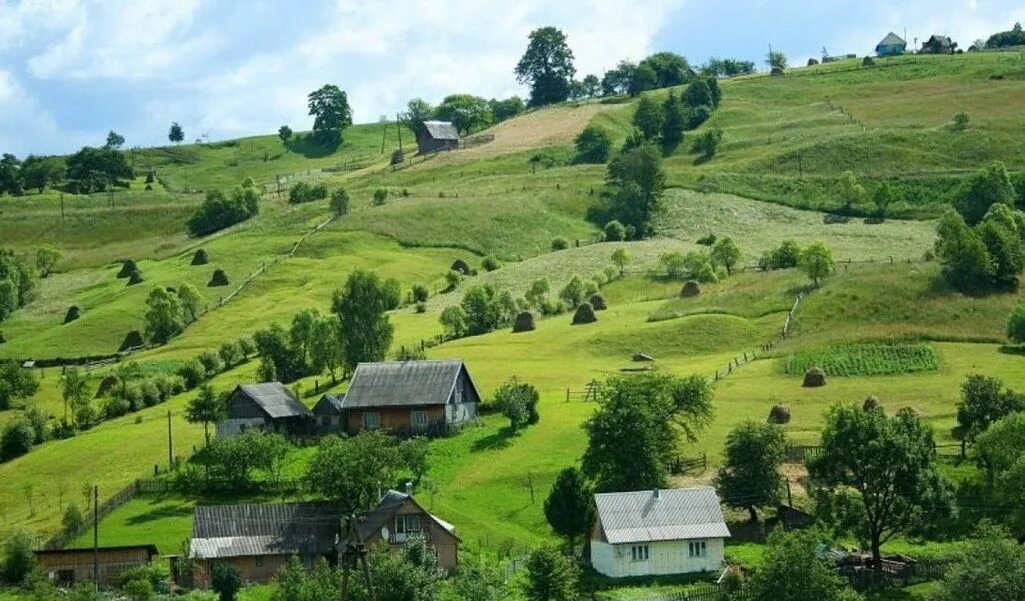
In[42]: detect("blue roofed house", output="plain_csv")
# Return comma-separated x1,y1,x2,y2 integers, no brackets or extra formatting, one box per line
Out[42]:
875,32,907,56
590,487,731,578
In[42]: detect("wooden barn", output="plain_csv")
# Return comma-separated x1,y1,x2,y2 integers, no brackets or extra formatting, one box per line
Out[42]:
342,359,480,435
312,393,345,433
875,32,907,56
921,35,955,54
416,121,460,154
346,489,461,572
215,382,312,439
188,502,340,587
34,545,159,586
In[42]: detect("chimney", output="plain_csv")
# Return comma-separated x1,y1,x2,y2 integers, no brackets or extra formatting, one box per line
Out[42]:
653,488,660,500
405,481,414,496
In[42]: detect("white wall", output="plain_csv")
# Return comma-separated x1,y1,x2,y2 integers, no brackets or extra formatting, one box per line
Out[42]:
591,538,725,578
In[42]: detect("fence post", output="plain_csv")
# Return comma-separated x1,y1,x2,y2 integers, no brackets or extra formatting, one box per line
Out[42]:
566,388,570,403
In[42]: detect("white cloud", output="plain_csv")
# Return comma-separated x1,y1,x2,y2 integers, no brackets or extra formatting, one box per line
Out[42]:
0,69,90,155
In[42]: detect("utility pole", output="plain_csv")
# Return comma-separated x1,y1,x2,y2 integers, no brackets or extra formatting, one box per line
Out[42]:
92,485,98,588
380,121,387,154
167,410,173,469
396,113,403,154
340,511,375,601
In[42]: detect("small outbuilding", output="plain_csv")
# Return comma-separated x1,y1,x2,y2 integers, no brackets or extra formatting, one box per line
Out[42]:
215,382,312,439
312,393,345,433
590,487,730,578
921,35,955,54
416,121,460,154
35,545,159,586
875,32,907,56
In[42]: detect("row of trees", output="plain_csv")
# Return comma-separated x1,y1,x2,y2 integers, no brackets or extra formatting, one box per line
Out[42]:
0,134,134,197
186,185,261,237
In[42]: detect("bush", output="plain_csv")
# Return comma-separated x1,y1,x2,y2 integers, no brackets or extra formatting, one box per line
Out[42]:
603,220,627,241
119,330,144,351
692,127,723,159
197,351,224,377
187,188,260,236
177,359,206,389
572,302,597,325
760,240,802,270
373,188,389,206
551,237,569,251
0,419,35,462
481,256,501,272
450,259,472,275
329,188,350,216
696,232,716,246
212,562,242,601
288,181,328,204
589,293,607,310
103,395,131,419
1,531,35,585
688,105,712,129
414,302,426,314
411,283,429,303
64,305,81,324
117,259,138,278
209,269,229,287
574,124,613,164
862,56,876,67
218,342,242,368
953,112,970,131
444,270,463,291
191,249,209,265
803,367,827,387
512,311,536,332
140,380,161,407
62,504,85,534
863,395,883,412
768,404,791,424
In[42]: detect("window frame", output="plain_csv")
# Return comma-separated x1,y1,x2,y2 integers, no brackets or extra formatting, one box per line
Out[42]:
362,412,381,429
688,540,707,558
630,544,649,561
411,409,428,429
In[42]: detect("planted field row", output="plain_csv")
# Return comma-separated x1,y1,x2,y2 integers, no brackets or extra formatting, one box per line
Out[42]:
784,343,940,377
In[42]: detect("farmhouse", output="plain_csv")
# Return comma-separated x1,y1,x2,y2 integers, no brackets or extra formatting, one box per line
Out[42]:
590,487,730,578
312,393,345,433
921,35,955,54
215,382,312,439
34,545,159,586
342,359,480,435
416,120,460,154
188,501,341,587
345,489,461,571
875,32,907,56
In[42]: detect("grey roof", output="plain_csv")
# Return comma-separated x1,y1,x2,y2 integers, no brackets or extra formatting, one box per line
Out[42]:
595,487,731,545
190,502,339,559
350,490,458,544
422,120,460,141
925,35,953,46
343,359,473,409
313,393,345,415
235,383,311,419
877,32,906,47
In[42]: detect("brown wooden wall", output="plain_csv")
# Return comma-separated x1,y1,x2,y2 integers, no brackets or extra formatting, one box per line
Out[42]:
364,498,460,571
35,548,153,585
346,405,445,434
192,554,292,588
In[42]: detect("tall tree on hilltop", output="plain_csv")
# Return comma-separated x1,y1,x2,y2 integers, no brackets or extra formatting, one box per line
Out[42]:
515,26,576,107
168,122,184,145
307,84,353,147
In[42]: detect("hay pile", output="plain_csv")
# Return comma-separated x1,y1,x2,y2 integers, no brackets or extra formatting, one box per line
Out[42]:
209,269,230,287
803,367,827,387
863,395,883,411
572,303,597,325
512,311,536,333
116,259,137,278
119,330,144,352
63,306,81,324
863,56,876,66
450,259,472,276
589,293,607,310
680,280,701,297
96,375,120,398
768,404,792,424
127,269,144,285
191,249,210,265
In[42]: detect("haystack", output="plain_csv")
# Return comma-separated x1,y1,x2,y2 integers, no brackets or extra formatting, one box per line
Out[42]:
119,330,144,352
96,375,120,398
450,259,472,276
771,66,785,76
127,269,144,285
589,293,607,310
680,280,701,297
862,56,876,67
209,269,229,287
572,302,597,325
803,367,827,387
191,249,210,265
63,306,81,324
768,404,792,424
116,259,137,278
512,311,536,333
863,395,883,411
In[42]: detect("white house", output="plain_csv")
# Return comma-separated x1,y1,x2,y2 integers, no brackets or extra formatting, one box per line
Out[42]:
590,487,731,578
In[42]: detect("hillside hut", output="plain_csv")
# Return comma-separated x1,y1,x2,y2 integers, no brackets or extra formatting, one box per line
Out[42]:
875,32,907,56
416,121,460,154
921,35,955,54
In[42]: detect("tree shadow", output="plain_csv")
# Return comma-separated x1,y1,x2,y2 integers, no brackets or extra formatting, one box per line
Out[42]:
660,139,683,156
998,344,1025,356
691,153,715,166
125,502,194,526
470,427,518,452
285,136,341,159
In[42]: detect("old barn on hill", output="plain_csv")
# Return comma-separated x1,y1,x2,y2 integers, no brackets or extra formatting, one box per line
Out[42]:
416,121,460,154
216,382,312,439
875,32,907,56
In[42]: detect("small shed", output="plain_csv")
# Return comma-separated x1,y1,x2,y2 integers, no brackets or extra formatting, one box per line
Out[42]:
416,121,460,154
312,393,345,433
35,545,159,586
921,35,955,54
875,32,907,56
215,382,312,439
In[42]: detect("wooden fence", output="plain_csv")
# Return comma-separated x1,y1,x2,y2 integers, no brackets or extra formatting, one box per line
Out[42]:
42,480,140,550
666,453,707,475
595,582,747,601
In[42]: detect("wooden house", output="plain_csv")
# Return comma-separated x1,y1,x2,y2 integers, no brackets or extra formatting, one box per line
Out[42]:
34,545,159,586
346,489,461,571
215,382,312,439
875,32,907,56
921,35,956,54
416,121,460,154
312,393,345,433
342,359,480,435
590,487,730,578
189,502,341,587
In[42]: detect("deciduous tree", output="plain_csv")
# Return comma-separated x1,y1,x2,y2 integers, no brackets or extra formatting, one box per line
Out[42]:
333,270,395,374
716,421,786,523
168,122,184,145
307,84,353,147
710,237,741,275
525,546,578,601
305,431,400,509
800,241,836,286
543,467,592,554
515,27,576,107
746,528,863,601
144,287,184,344
186,384,224,445
957,373,1024,456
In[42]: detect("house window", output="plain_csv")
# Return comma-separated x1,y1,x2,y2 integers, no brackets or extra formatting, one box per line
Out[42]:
688,541,707,558
411,410,428,429
363,412,380,429
255,557,264,567
454,385,463,403
630,545,649,561
395,514,422,533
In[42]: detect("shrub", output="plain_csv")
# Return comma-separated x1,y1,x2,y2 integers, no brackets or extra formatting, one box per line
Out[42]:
103,396,131,419
209,269,229,287
572,302,597,325
444,270,462,291
191,249,209,265
119,330,144,352
62,504,85,534
512,311,536,333
373,188,389,206
802,367,826,387
481,256,501,272
0,419,35,462
188,188,260,236
212,563,242,601
450,259,472,275
692,127,723,159
603,220,627,241
589,294,607,310
218,342,242,368
696,232,717,246
288,181,328,204
953,112,970,131
681,280,701,297
177,359,206,389
559,275,588,308
140,380,161,407
862,56,876,66
64,305,81,324
1,531,35,585
411,284,429,303
863,395,883,412
760,240,801,270
768,404,792,424
127,268,144,285
414,302,426,314
197,351,224,377
329,188,350,216
117,259,137,278
551,237,569,251
574,124,613,164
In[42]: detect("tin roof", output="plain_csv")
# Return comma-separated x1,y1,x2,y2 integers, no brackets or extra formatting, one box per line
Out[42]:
313,393,346,415
190,502,339,559
877,32,906,47
594,487,731,544
343,359,474,409
233,383,311,419
422,121,460,141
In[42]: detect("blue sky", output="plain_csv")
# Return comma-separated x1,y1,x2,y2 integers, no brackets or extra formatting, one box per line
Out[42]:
1,0,1022,155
